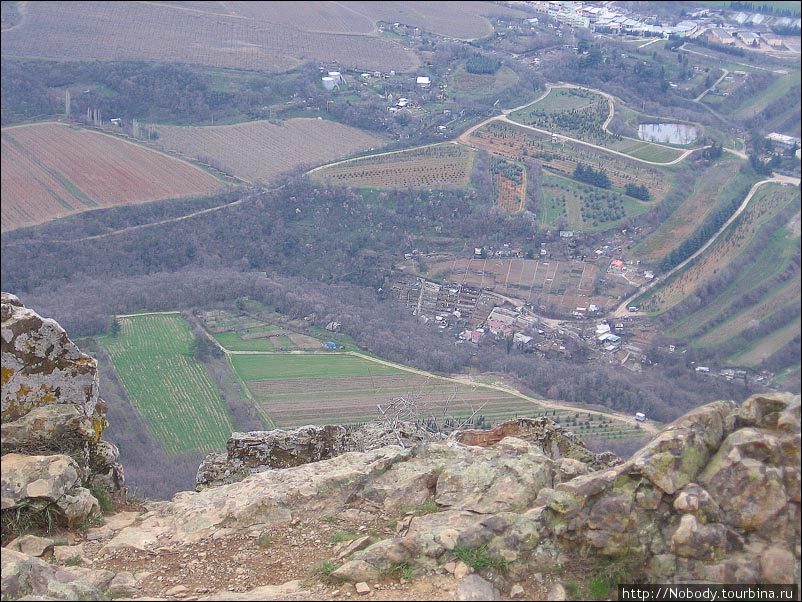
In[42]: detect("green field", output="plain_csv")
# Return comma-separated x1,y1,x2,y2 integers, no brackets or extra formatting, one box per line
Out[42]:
639,183,800,369
450,62,520,101
230,353,402,381
98,307,651,449
100,313,234,454
539,172,652,230
227,351,650,437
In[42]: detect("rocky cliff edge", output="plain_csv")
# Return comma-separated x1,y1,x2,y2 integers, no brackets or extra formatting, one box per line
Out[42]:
1,293,799,601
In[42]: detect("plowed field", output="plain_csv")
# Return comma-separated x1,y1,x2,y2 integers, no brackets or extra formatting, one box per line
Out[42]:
1,123,222,232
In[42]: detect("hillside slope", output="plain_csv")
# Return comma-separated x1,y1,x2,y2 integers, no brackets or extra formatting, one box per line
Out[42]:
1,293,799,600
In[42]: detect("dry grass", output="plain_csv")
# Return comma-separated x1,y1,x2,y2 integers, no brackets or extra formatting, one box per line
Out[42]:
154,119,388,183
0,2,419,72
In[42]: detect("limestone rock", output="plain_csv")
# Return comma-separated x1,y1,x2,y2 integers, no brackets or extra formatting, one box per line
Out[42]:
197,422,432,489
108,446,410,548
53,544,85,564
455,574,501,600
5,534,55,557
1,293,99,421
0,549,105,600
106,570,139,598
450,417,621,470
434,438,553,514
336,535,373,560
737,393,797,430
554,457,590,485
1,403,96,457
700,428,789,533
1,294,125,498
669,514,728,560
759,546,796,584
630,400,736,495
330,559,382,583
1,453,99,527
672,483,721,523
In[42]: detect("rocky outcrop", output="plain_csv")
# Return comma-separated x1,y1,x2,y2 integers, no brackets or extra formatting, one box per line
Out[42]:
450,417,622,471
1,293,124,538
1,289,798,598
326,393,800,587
196,416,618,490
196,421,434,489
98,392,801,591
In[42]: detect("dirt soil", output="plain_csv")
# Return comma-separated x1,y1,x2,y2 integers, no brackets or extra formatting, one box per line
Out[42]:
71,504,580,601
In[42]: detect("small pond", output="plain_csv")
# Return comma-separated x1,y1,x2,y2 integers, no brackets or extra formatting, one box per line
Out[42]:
637,123,698,145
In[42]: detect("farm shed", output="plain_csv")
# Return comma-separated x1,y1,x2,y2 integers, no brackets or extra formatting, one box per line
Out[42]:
707,28,736,45
766,133,800,150
416,76,431,88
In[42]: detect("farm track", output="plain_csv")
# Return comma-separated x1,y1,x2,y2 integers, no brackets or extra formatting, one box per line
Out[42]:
457,83,702,167
7,83,703,245
195,329,660,433
611,173,802,318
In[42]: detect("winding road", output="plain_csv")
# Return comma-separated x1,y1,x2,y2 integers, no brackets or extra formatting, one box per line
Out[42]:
457,83,705,167
610,172,801,318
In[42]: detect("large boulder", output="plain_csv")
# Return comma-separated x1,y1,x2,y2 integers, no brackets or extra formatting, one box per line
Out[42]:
2,293,99,422
530,394,800,584
1,293,124,497
1,453,100,528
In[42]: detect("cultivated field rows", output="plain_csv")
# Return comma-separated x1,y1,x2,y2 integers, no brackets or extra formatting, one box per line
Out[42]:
428,256,601,308
101,314,234,454
1,1,420,72
154,119,388,183
634,156,745,262
1,123,222,232
311,143,476,189
470,122,671,200
642,184,798,316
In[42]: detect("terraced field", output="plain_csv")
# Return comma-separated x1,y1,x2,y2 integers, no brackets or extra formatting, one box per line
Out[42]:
639,183,800,365
99,313,234,454
640,183,798,315
633,155,752,263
